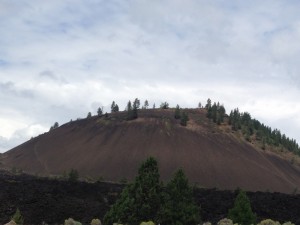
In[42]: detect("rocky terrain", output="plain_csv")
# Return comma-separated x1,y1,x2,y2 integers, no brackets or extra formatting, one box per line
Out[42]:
0,171,300,225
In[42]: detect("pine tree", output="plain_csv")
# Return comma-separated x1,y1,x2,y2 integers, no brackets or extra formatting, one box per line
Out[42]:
104,157,162,225
228,190,256,225
111,101,116,113
97,107,103,116
133,98,140,109
132,98,139,119
87,112,92,118
160,102,169,109
174,104,181,119
49,122,59,131
144,100,149,109
114,104,119,112
205,98,212,109
211,102,218,123
180,112,189,126
159,169,200,225
126,100,133,120
218,105,226,123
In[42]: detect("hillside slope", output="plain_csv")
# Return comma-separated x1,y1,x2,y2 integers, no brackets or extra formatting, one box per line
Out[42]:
2,109,300,193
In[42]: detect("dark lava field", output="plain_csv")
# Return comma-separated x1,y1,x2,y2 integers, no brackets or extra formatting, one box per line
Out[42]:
1,172,300,225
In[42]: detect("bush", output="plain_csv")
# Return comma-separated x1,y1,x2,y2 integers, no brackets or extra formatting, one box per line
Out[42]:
140,221,155,225
203,222,212,225
257,219,281,225
282,222,295,225
11,208,24,225
68,169,79,182
180,112,189,126
217,218,233,225
64,218,82,225
91,218,101,225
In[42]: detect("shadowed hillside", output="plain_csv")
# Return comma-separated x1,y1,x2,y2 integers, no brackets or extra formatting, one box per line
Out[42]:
1,108,300,193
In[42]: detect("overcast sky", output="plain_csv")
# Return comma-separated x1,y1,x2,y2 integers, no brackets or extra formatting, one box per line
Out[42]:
1,0,300,153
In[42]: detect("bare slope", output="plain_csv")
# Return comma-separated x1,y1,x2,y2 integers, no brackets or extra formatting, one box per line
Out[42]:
2,109,300,193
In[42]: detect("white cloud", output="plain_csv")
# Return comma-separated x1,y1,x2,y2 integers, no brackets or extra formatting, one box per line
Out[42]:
1,0,300,152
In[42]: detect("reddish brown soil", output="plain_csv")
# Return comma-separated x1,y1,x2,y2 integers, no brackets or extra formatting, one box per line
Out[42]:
2,109,300,193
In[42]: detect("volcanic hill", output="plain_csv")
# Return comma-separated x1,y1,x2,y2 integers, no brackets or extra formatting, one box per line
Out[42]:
1,108,300,193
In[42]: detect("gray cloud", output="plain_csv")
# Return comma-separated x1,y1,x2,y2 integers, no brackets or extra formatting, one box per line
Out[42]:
39,70,57,80
0,0,300,152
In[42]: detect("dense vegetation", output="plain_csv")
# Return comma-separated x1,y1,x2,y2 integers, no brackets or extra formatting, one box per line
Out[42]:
104,157,200,225
228,108,299,155
204,98,300,156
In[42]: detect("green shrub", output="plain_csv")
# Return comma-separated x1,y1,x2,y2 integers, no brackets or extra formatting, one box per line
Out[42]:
257,219,281,225
6,220,17,225
140,221,155,225
64,218,82,225
91,219,101,225
68,169,79,182
202,222,212,225
217,218,234,225
11,208,24,225
282,222,295,225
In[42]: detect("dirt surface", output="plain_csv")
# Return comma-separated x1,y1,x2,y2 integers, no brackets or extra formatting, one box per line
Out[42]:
2,109,300,193
1,172,300,225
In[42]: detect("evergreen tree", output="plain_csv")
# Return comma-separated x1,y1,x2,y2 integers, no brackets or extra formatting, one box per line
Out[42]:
218,105,226,123
97,107,103,116
110,101,119,112
230,108,241,130
159,169,200,225
133,98,140,109
126,100,132,111
211,102,218,123
54,122,59,128
111,101,116,113
49,122,59,131
132,98,139,119
87,112,92,118
174,104,181,119
144,100,149,109
180,112,189,126
206,106,212,119
198,102,202,108
205,98,212,109
114,104,119,112
11,208,24,225
228,190,256,225
160,102,169,109
104,157,162,225
127,100,137,120
153,103,156,109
